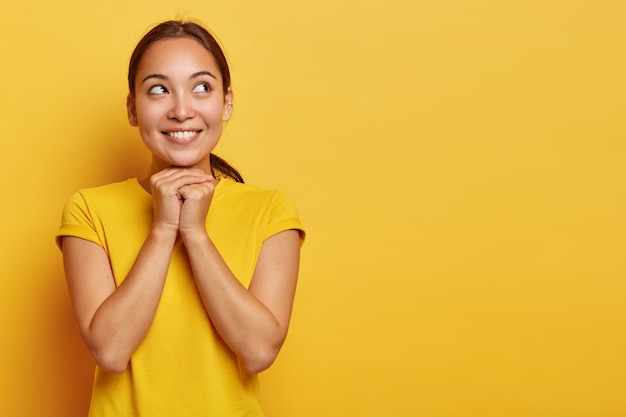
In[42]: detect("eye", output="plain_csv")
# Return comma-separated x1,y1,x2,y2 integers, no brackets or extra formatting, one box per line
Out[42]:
192,82,211,93
148,85,168,95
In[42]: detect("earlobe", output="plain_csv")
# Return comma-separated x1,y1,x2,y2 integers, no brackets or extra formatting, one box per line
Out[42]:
126,94,138,127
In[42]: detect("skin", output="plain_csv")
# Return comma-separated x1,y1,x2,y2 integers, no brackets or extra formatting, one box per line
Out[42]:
61,37,301,374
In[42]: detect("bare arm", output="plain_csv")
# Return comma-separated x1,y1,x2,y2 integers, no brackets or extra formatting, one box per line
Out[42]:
181,228,301,374
174,175,301,374
62,169,210,373
62,224,177,373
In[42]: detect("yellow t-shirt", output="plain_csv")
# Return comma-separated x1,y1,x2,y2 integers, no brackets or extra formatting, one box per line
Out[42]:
56,178,305,417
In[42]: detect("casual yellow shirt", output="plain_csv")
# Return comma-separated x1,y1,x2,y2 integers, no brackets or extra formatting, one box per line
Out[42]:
57,178,305,417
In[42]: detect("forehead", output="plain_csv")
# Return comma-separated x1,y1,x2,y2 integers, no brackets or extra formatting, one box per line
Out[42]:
136,37,221,78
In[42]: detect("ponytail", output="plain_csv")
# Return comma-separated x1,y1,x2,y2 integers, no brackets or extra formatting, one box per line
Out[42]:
210,153,244,183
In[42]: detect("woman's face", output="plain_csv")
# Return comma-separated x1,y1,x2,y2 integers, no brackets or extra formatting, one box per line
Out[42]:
127,37,233,173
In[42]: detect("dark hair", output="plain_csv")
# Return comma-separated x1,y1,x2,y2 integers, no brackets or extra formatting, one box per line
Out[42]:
128,20,243,183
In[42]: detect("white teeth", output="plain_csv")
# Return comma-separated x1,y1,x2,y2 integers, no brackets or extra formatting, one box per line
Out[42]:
167,131,196,139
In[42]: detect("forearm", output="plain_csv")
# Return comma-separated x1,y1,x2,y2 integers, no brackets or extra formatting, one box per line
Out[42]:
87,225,177,372
181,231,285,373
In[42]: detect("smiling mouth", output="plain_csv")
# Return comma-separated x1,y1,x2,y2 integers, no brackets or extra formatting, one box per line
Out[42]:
166,130,201,139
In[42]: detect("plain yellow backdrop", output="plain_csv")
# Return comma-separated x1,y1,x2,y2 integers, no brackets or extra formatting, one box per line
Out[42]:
1,0,625,416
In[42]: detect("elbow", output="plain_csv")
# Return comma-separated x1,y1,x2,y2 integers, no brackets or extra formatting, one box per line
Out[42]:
100,361,128,374
91,347,130,374
241,343,282,374
243,356,275,375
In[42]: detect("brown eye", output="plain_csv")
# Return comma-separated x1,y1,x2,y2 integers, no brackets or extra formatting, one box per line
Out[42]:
149,85,168,94
192,82,211,93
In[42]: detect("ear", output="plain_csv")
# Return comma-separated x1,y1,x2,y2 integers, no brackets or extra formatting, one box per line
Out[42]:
223,88,234,122
126,94,138,127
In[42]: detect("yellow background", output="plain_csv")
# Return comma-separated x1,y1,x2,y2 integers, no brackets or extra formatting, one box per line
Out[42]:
1,0,625,416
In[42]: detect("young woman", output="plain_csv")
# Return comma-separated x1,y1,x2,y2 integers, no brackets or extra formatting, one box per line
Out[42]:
56,20,305,416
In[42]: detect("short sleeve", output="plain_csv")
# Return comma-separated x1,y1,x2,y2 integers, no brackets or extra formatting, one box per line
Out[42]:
55,191,103,250
265,191,306,246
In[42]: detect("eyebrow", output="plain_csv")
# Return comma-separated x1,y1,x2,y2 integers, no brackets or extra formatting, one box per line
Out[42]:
141,71,217,84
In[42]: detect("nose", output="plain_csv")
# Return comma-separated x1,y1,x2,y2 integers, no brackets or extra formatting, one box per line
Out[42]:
168,94,195,121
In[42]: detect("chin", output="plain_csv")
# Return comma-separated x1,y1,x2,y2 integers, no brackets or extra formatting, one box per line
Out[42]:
154,151,211,171
168,157,211,170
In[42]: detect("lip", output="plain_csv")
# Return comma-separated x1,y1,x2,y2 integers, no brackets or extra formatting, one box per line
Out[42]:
163,130,202,144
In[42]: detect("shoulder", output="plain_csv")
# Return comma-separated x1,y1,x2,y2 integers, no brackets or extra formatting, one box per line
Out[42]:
216,179,299,211
67,178,147,205
61,178,148,219
57,179,151,249
216,179,305,243
74,178,144,199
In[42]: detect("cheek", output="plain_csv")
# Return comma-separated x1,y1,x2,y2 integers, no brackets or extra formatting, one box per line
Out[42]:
200,101,227,122
135,103,164,126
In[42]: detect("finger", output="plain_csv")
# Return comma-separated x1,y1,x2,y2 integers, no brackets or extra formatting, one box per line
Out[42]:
166,175,215,194
151,167,212,185
179,182,216,198
153,172,213,194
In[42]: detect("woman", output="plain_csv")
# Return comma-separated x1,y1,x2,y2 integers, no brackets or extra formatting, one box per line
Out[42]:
56,19,305,416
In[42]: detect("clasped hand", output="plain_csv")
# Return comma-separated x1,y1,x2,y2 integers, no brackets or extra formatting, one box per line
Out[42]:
149,167,217,234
